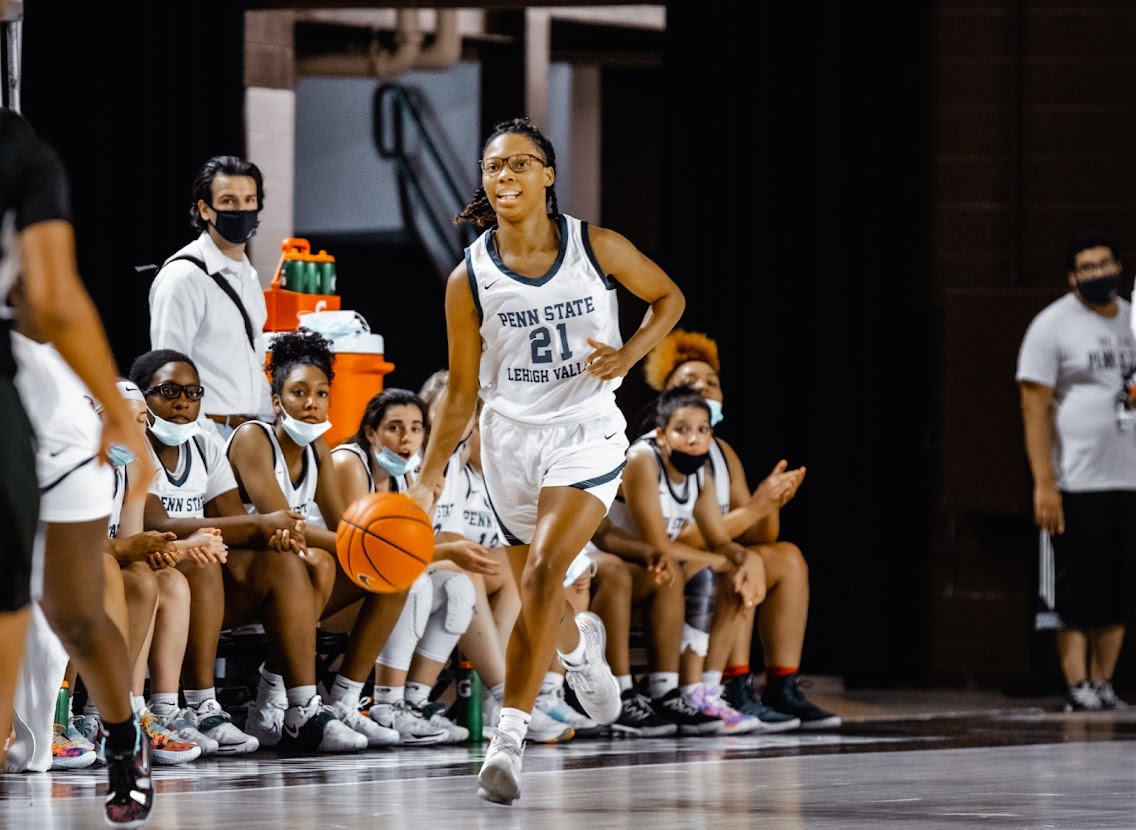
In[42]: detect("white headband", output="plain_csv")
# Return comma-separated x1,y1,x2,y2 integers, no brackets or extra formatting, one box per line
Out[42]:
116,380,145,402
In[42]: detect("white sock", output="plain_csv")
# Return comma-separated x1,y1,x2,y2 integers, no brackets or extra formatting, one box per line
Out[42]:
539,672,565,696
374,685,403,705
679,682,701,700
648,672,679,700
557,637,587,668
617,674,633,692
257,667,287,708
498,707,530,744
131,695,147,716
286,685,317,709
149,692,178,713
405,682,432,707
489,682,506,704
328,675,364,708
702,670,723,689
183,688,216,709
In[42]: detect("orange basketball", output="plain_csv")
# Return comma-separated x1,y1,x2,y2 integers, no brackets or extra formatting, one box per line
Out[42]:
336,491,433,593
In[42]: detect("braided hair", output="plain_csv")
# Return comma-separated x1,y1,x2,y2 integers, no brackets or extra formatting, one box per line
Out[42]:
267,329,335,396
454,117,559,229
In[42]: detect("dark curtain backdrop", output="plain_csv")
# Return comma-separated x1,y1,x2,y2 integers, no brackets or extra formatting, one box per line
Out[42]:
21,2,936,685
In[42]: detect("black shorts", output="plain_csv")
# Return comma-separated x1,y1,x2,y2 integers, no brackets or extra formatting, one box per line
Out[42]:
1049,490,1136,628
0,375,39,612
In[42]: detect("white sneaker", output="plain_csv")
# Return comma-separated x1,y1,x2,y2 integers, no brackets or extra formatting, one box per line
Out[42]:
477,731,525,805
369,700,448,746
149,704,220,756
417,701,470,743
535,684,604,737
279,695,367,753
330,698,399,747
184,699,259,754
244,699,286,748
526,704,575,744
560,611,621,725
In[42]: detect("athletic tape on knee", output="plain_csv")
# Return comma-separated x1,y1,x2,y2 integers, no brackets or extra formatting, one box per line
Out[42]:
432,570,475,634
375,573,433,670
681,622,710,657
684,566,715,632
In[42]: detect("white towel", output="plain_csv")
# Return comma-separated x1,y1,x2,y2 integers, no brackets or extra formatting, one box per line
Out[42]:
3,602,68,773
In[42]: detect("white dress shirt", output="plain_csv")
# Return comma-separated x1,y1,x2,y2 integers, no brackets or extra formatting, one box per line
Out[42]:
148,232,273,419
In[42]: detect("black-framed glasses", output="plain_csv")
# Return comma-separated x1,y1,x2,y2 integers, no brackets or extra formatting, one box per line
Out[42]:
1074,257,1120,276
144,382,205,401
479,153,546,177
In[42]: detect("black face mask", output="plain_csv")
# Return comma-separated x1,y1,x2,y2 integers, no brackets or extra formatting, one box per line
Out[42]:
209,207,260,244
669,448,710,476
1076,274,1121,306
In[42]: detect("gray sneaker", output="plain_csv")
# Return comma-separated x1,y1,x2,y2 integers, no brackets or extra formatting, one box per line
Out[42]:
560,611,621,725
477,731,525,805
1063,680,1103,712
1092,680,1129,710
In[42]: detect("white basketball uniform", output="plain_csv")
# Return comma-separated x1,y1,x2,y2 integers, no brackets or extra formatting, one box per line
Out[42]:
604,433,706,543
108,465,127,539
226,420,320,521
147,432,238,519
466,213,629,544
316,441,415,531
454,464,503,548
432,452,466,537
708,439,731,516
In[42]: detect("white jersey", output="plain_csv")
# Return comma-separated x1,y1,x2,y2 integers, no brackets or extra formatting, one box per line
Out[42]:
606,434,705,541
320,442,413,530
147,433,238,519
709,439,731,516
465,213,623,426
432,452,466,536
455,464,503,548
227,420,320,521
108,465,127,538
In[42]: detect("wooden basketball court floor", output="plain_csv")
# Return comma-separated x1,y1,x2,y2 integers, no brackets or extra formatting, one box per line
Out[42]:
4,678,1135,829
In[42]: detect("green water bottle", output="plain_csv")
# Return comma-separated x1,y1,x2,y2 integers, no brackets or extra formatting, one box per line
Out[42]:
452,660,483,742
54,680,71,727
281,258,303,292
321,260,337,295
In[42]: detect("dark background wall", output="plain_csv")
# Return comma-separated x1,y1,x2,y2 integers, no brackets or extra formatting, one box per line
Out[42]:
20,1,1136,691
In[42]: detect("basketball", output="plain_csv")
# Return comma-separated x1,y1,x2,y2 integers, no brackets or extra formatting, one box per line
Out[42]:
336,491,434,593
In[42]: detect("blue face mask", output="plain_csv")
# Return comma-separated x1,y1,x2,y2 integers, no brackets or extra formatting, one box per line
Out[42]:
107,443,137,467
148,410,202,447
706,399,724,427
372,446,422,477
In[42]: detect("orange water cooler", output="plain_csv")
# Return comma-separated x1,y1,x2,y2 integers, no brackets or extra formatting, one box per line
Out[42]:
323,331,395,448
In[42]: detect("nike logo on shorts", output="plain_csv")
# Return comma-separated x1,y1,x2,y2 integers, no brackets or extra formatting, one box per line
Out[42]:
604,431,619,440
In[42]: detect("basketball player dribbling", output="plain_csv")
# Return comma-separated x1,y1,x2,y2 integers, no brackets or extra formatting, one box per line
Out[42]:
407,116,686,804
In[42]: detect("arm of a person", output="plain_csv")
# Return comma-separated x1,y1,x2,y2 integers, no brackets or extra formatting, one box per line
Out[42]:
408,264,482,511
143,489,270,548
621,450,729,570
1019,380,1064,535
586,225,686,380
332,447,372,508
19,221,155,501
590,515,658,566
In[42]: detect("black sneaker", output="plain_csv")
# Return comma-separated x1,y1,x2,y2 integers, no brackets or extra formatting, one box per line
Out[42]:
611,688,678,737
761,673,842,730
652,688,723,735
104,725,154,829
721,674,801,733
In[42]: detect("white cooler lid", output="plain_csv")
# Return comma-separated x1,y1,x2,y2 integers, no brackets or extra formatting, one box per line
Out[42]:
265,330,385,355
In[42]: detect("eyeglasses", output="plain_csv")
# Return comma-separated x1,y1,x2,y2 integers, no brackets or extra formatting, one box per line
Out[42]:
144,382,205,401
478,153,546,177
1074,257,1120,276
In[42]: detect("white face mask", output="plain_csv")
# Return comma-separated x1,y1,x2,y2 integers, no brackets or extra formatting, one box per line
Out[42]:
280,411,332,447
372,445,422,477
706,398,724,427
148,410,202,447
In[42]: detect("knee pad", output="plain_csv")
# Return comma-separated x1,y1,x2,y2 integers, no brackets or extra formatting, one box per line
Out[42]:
375,574,433,671
681,622,710,657
408,572,434,639
429,569,476,635
684,566,715,632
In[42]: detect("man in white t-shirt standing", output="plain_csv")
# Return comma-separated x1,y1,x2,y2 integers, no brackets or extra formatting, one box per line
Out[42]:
1016,229,1136,713
149,155,272,440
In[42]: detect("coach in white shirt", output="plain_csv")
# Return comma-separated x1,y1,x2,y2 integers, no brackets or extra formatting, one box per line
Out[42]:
149,155,273,439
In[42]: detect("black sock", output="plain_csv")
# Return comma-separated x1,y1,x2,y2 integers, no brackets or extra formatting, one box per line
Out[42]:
103,716,139,755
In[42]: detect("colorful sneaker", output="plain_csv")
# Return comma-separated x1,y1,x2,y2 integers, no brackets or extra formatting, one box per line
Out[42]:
71,713,107,765
686,683,761,735
1092,680,1129,710
760,674,843,729
477,731,524,805
417,701,470,743
1063,680,1103,713
50,722,98,770
369,700,448,746
279,695,367,753
535,684,604,738
184,699,259,754
149,704,220,756
611,688,678,738
560,611,621,725
103,726,153,829
652,687,723,735
331,698,399,747
139,711,201,765
525,704,575,744
721,673,801,733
